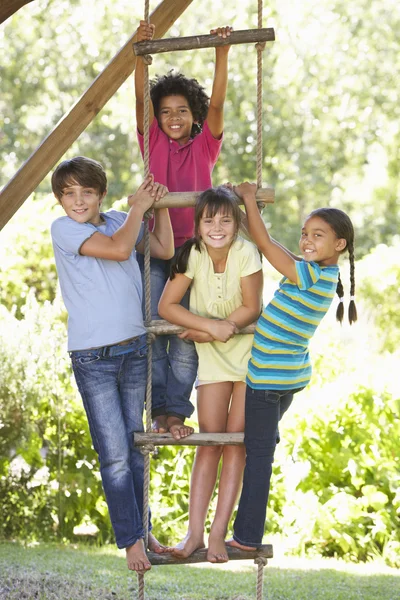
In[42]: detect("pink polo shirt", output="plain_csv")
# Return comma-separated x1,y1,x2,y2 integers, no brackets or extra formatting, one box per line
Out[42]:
138,119,223,247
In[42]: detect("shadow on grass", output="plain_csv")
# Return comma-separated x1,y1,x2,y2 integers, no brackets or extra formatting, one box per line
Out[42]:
0,542,399,600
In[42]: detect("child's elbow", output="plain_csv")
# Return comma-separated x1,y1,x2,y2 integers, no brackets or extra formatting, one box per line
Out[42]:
158,300,168,320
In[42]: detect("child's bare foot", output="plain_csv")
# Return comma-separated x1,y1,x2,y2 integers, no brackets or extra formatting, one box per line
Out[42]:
226,538,256,552
152,414,168,433
167,416,194,440
172,532,205,558
207,533,229,563
126,539,151,574
147,532,172,554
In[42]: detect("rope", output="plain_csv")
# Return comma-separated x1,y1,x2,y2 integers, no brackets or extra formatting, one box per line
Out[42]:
255,557,268,600
256,0,266,211
139,2,152,599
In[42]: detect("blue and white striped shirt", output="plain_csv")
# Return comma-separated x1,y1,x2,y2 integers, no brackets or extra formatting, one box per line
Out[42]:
247,260,339,390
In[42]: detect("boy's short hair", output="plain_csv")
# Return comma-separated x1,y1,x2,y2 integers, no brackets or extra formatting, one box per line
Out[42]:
51,156,107,200
150,70,209,136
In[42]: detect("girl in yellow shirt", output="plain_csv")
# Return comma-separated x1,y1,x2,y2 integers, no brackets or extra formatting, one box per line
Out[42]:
159,186,263,563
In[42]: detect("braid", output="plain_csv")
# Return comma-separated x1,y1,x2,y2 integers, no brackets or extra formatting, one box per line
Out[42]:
336,272,344,324
348,242,358,324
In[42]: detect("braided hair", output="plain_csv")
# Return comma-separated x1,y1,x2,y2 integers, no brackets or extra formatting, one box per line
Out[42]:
308,207,357,325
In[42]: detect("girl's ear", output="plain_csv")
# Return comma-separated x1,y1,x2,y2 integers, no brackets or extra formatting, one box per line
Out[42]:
336,238,347,252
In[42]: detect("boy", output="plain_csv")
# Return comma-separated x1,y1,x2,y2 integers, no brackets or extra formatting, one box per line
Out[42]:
51,156,173,574
135,22,232,440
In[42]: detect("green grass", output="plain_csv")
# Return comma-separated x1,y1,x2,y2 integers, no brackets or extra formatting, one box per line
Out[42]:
0,542,399,600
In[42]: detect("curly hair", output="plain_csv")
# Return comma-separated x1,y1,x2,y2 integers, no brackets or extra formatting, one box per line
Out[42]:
150,70,209,137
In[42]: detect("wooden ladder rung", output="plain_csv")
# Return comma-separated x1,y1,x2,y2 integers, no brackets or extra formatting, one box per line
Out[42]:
148,544,273,565
134,432,244,446
146,319,256,337
148,187,274,210
134,28,275,56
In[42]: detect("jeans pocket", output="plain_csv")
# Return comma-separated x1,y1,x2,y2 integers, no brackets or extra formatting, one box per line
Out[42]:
263,390,281,404
72,354,101,366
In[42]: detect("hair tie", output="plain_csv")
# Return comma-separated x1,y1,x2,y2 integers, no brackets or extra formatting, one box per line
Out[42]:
350,296,355,301
339,298,344,303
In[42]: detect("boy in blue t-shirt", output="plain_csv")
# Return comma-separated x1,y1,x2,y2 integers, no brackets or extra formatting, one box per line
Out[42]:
51,156,173,574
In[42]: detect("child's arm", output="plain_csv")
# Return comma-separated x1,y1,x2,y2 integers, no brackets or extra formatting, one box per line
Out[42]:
159,275,236,343
235,182,298,282
135,20,155,134
80,176,165,261
226,270,263,330
135,206,174,260
206,26,232,139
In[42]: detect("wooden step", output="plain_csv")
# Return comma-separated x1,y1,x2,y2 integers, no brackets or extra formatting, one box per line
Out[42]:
134,28,275,56
134,432,244,446
146,319,256,337
146,187,273,210
148,544,272,565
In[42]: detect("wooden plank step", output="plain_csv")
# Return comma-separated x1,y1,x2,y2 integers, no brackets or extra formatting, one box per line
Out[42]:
147,319,256,337
134,432,244,446
148,187,274,210
148,544,273,565
134,28,275,56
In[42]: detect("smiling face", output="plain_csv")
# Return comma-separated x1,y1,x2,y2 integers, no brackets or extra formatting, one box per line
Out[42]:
158,94,195,145
59,182,106,225
198,209,237,252
299,215,347,266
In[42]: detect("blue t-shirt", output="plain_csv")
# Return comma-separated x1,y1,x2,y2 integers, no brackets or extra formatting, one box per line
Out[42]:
51,210,146,351
247,260,339,391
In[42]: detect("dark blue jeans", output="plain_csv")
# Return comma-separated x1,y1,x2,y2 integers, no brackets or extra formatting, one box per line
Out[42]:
233,385,302,547
137,252,198,421
70,335,150,549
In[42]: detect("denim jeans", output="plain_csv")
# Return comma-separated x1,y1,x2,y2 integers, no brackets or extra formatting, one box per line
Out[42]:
233,386,302,547
137,252,198,420
70,334,150,549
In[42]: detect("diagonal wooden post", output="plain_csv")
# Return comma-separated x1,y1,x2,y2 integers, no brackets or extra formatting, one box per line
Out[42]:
0,0,194,231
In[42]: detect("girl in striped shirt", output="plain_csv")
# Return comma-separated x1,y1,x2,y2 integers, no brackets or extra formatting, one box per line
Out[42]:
226,182,357,551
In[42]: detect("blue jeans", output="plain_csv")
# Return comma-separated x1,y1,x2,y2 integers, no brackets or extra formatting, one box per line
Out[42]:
70,334,150,549
233,386,302,547
137,253,198,421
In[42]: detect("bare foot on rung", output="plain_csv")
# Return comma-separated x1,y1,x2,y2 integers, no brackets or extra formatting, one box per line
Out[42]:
172,532,205,558
148,532,172,554
207,533,229,563
126,539,151,574
226,538,257,552
152,414,168,433
167,416,194,440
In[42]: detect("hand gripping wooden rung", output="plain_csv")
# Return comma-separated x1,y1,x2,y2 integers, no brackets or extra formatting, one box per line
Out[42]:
147,544,273,565
134,28,275,56
146,187,274,210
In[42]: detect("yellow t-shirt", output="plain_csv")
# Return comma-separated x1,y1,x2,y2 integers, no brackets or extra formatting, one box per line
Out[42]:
185,237,262,382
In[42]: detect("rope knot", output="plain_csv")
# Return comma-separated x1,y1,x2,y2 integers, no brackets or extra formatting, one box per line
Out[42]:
140,443,156,456
146,331,156,344
255,42,266,52
144,208,154,220
254,556,268,567
142,54,153,65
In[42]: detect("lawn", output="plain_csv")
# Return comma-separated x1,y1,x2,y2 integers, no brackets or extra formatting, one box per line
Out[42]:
0,541,399,600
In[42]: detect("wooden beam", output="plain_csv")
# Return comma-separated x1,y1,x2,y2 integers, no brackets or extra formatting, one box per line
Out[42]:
148,544,273,565
134,432,244,446
134,27,275,56
0,0,194,231
145,187,274,210
147,319,257,337
0,0,34,24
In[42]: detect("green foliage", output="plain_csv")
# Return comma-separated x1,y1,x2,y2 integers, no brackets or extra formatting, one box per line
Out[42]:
268,386,400,567
357,244,400,353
